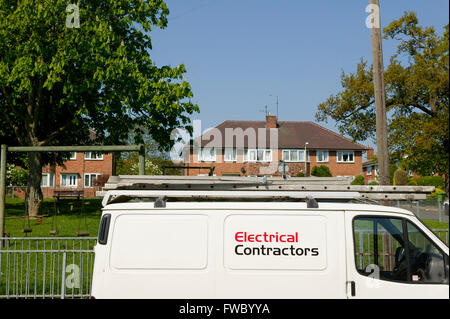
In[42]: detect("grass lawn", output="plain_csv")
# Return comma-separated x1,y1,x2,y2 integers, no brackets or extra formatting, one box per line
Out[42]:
4,197,103,237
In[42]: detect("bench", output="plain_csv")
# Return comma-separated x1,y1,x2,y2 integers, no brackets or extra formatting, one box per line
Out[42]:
53,190,84,200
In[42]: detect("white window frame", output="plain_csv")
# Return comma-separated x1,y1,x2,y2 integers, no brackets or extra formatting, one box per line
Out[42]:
367,166,372,176
84,152,103,160
244,149,272,162
282,149,309,162
84,173,101,188
224,148,237,162
198,148,216,162
337,151,355,163
41,173,55,188
60,173,78,187
244,149,257,162
69,152,77,160
316,150,329,163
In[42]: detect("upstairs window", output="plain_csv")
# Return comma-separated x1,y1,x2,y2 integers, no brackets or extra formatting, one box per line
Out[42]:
69,152,76,160
367,166,372,176
85,152,103,160
337,151,354,163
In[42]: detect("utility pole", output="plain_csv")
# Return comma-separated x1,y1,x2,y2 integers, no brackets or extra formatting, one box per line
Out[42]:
369,0,390,186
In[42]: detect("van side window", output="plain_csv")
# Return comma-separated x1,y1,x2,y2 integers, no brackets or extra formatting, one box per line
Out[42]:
406,222,447,284
353,217,408,282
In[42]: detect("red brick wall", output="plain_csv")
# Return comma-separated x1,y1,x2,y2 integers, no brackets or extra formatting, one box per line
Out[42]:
39,152,113,198
187,149,363,177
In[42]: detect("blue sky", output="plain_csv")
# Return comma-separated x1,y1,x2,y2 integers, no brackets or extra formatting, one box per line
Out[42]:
150,0,449,151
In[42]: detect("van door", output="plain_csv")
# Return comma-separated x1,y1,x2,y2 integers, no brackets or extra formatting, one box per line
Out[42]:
344,211,449,299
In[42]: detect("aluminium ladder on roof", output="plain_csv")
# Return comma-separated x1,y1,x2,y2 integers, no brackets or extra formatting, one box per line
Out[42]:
99,175,435,206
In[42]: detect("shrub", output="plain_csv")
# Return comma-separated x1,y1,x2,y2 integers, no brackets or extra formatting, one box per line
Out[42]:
368,181,378,185
389,164,398,184
393,168,409,185
295,172,305,177
351,175,365,185
311,165,332,177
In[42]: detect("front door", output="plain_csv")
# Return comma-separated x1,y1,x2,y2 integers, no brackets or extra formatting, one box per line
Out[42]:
344,212,449,299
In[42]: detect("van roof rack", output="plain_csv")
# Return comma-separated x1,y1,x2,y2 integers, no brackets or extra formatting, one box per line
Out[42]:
100,175,435,207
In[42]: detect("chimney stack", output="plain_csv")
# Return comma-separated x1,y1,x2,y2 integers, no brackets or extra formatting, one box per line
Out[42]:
367,148,375,160
266,114,277,129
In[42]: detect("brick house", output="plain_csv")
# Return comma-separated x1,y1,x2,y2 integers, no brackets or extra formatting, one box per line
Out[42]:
362,148,378,184
40,151,114,198
185,115,369,178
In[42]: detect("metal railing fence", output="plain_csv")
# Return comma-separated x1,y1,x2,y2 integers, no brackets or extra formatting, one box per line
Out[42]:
0,237,96,299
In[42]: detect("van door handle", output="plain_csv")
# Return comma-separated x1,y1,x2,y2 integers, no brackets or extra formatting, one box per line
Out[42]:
349,281,356,296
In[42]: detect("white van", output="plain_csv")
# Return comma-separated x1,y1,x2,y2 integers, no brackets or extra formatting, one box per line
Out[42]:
91,190,449,299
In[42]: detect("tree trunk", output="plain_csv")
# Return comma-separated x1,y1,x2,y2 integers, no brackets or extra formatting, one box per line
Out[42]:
25,152,43,218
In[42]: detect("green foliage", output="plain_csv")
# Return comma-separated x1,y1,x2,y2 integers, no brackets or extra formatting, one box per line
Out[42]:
351,175,365,185
116,152,182,176
5,164,28,186
315,12,449,193
0,1,199,214
0,0,199,149
393,168,408,185
295,172,305,177
368,180,378,186
409,176,445,189
311,165,332,177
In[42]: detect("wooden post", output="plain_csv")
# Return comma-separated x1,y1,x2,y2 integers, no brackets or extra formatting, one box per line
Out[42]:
369,0,390,187
138,144,145,175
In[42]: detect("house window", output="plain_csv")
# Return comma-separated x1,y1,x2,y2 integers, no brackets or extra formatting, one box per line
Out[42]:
337,151,354,163
69,152,76,160
367,166,372,176
316,150,329,163
41,173,55,187
244,149,257,162
224,148,237,162
84,152,103,160
282,150,308,162
244,149,272,162
61,174,78,187
84,173,101,188
198,148,216,162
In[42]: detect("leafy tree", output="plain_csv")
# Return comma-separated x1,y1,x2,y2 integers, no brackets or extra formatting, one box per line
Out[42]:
315,12,449,195
6,164,28,186
311,165,332,177
351,175,365,185
0,1,199,216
